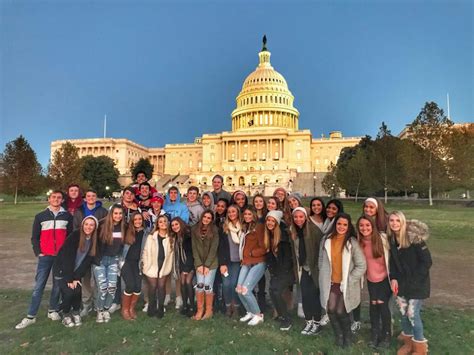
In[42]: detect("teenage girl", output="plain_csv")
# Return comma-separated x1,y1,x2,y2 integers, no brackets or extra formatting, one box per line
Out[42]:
309,197,326,231
321,199,344,235
363,197,389,232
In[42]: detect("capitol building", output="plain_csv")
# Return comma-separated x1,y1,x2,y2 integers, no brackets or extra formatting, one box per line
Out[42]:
51,39,361,195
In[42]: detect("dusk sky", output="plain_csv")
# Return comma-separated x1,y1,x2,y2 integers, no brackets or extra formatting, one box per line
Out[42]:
1,0,472,168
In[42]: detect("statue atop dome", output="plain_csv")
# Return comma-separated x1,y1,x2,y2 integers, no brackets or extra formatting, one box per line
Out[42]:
262,35,267,51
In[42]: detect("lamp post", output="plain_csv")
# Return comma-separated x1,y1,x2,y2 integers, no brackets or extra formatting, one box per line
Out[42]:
105,186,110,198
313,175,317,197
331,183,335,198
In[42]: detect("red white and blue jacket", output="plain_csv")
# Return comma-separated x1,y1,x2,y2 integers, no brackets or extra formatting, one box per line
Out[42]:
31,207,73,256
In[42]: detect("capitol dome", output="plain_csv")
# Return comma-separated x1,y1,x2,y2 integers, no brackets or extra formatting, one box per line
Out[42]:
231,37,300,131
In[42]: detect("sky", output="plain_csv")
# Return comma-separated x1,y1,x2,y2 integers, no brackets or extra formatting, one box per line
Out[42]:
1,0,472,168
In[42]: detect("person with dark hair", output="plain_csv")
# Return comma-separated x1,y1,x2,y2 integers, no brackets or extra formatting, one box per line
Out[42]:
321,199,344,236
63,184,83,215
309,197,326,231
147,195,166,229
186,186,204,226
266,196,279,212
214,198,228,230
53,216,99,327
230,190,248,212
192,210,219,320
253,193,268,223
273,187,292,226
320,213,366,348
363,197,389,232
137,182,152,209
132,171,157,196
170,217,194,317
93,204,126,323
121,187,141,223
163,186,189,223
357,215,391,349
16,190,73,329
201,191,215,212
211,174,231,204
120,212,146,320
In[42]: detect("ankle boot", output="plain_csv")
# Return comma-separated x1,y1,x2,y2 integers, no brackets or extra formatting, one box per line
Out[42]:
411,339,428,355
147,296,157,317
397,332,413,355
339,314,353,348
129,293,139,320
202,292,214,320
156,305,164,319
121,293,132,320
328,314,344,347
192,291,205,320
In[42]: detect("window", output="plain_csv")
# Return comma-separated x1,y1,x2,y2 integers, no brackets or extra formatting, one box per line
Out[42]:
188,160,193,168
296,150,302,160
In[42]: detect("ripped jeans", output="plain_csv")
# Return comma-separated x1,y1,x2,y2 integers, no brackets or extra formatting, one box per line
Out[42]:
195,268,217,293
93,256,119,311
237,262,266,315
396,296,425,341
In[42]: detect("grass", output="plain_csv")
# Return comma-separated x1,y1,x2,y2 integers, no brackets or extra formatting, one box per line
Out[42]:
0,200,473,353
0,290,473,354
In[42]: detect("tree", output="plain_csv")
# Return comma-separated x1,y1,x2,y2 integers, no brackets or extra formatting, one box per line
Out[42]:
80,155,121,197
408,102,453,205
446,126,474,198
48,142,85,190
322,163,342,198
130,158,154,181
2,135,44,203
337,148,376,201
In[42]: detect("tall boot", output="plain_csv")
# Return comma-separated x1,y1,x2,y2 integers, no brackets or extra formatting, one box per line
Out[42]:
328,313,344,347
411,339,428,355
121,293,132,320
187,284,195,317
129,293,140,320
397,332,413,355
339,313,353,348
180,284,188,315
147,292,157,317
202,292,214,320
192,291,205,320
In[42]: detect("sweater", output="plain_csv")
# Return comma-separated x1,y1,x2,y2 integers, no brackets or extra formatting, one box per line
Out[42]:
31,207,73,256
240,223,267,265
73,201,108,230
191,224,219,270
141,231,174,278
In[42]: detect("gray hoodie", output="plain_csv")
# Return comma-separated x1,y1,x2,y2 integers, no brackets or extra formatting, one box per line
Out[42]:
186,200,204,226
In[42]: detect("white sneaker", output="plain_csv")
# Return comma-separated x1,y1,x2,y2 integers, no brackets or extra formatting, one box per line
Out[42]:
239,312,254,322
103,311,111,323
142,303,149,313
62,316,75,328
47,311,61,321
108,303,120,314
175,296,183,310
96,311,104,323
72,314,82,326
351,320,361,333
320,313,330,326
248,314,264,326
301,320,314,335
15,317,36,330
297,303,305,319
164,294,171,306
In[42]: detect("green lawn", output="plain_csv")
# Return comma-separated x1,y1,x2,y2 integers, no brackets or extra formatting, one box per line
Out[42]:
0,200,473,353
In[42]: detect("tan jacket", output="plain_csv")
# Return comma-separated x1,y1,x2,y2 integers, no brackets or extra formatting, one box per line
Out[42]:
142,231,174,278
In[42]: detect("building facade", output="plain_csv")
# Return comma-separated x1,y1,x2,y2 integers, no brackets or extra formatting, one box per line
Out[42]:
51,40,361,194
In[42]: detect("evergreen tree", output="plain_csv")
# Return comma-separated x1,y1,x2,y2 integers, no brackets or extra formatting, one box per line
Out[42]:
80,155,121,197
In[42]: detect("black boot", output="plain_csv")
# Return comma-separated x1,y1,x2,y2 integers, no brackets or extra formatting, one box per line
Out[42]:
328,313,344,347
339,313,353,348
377,330,391,349
147,297,157,317
368,328,379,349
156,305,164,319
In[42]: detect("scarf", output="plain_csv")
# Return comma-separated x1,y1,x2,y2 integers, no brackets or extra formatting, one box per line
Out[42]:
297,225,307,266
228,222,242,244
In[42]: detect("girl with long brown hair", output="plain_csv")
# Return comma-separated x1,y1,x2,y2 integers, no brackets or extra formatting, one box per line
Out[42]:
363,197,389,232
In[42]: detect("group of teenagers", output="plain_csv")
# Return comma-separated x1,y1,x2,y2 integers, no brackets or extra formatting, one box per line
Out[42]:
16,172,432,354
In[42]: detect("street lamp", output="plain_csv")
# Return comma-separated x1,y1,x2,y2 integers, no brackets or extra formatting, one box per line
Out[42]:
331,183,335,198
313,175,317,197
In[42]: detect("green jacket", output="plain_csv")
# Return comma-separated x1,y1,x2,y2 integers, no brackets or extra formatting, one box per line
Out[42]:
191,224,219,270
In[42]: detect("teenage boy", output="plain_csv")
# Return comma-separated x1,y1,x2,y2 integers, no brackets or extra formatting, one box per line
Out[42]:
132,171,157,196
62,184,83,215
16,191,73,329
186,186,204,226
211,174,231,204
137,182,152,208
163,186,189,223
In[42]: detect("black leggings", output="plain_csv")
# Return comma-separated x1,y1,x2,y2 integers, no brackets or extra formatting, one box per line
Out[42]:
327,286,346,316
59,279,82,314
269,272,294,319
122,260,142,294
301,270,322,321
180,271,195,308
146,276,167,312
368,279,392,335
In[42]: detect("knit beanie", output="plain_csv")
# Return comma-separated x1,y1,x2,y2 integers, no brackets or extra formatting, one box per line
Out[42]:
266,210,283,224
292,206,308,217
288,192,303,205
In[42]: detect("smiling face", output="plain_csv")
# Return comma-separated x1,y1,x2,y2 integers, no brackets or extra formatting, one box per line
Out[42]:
158,216,169,231
234,193,246,208
140,185,150,198
243,209,254,223
275,190,286,202
253,196,264,211
133,214,143,229
151,199,162,210
288,197,300,210
364,202,377,217
202,212,213,226
293,210,306,227
336,217,349,235
202,194,211,207
136,173,147,184
112,208,123,223
311,199,323,215
266,216,277,231
215,200,227,215
123,190,135,203
326,203,339,219
187,189,198,203
267,198,278,211
212,177,223,192
169,189,178,202
82,218,97,235
358,218,372,238
171,220,181,233
85,191,97,206
48,192,63,208
389,214,401,233
227,206,239,222
68,186,80,199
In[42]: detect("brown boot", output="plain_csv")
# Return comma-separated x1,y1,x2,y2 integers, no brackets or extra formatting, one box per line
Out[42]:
202,292,214,320
397,332,413,355
129,293,140,320
412,339,428,355
225,304,233,318
192,291,205,320
121,293,132,320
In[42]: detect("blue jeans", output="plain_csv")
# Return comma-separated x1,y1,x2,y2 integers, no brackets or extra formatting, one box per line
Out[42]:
93,255,119,310
237,262,266,315
397,296,425,341
27,256,60,317
222,262,241,306
196,268,217,293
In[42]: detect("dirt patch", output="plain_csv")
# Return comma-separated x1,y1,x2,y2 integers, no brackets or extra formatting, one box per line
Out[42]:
1,230,472,309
